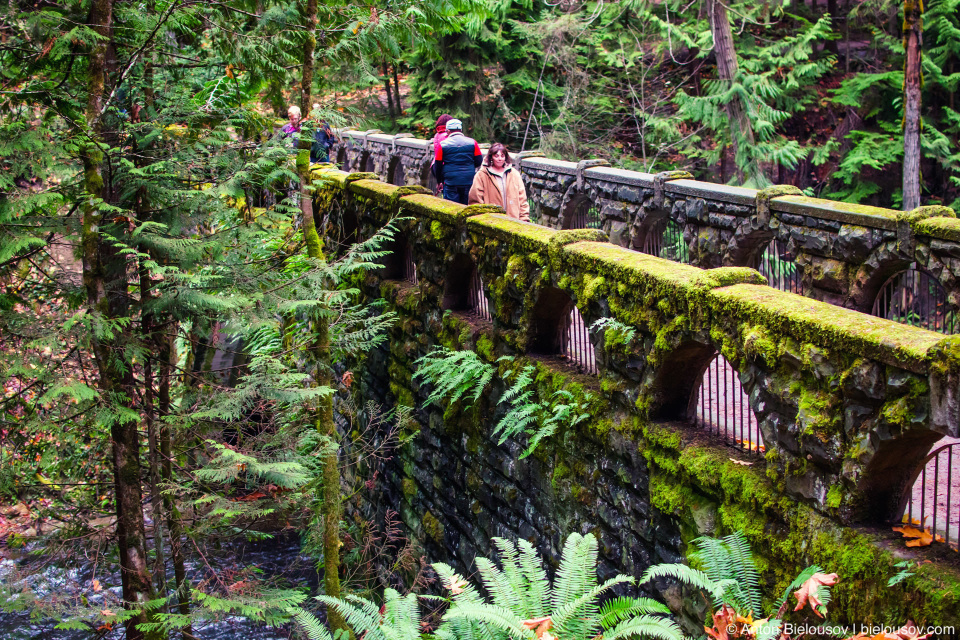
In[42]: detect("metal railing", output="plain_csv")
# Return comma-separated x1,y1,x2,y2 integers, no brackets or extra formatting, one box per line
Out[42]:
695,354,763,453
872,264,957,334
903,438,960,550
757,238,802,294
403,244,418,284
569,201,603,230
641,219,690,264
560,306,597,374
468,270,492,322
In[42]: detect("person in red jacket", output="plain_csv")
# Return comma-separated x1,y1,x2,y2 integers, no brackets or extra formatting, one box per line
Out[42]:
432,119,482,205
430,114,452,195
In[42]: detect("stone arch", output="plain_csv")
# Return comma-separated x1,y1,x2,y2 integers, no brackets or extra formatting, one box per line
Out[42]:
527,286,575,354
336,146,350,172
559,182,601,230
358,150,375,175
419,155,437,192
847,241,913,312
870,262,957,333
724,214,776,268
442,254,476,311
649,336,765,455
751,235,804,294
632,204,672,255
388,156,406,187
648,339,718,422
896,437,960,544
857,429,944,523
382,233,416,283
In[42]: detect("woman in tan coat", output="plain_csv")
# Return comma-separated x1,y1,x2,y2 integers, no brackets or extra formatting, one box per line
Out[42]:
468,143,530,221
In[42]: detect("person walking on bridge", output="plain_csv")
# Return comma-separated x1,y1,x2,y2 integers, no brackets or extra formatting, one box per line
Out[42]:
433,118,481,205
430,114,452,195
469,143,529,221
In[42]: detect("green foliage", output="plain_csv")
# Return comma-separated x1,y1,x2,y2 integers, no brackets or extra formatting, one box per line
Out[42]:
591,317,638,348
640,532,834,630
295,588,424,640
413,346,495,409
494,361,591,458
887,560,915,587
436,533,682,640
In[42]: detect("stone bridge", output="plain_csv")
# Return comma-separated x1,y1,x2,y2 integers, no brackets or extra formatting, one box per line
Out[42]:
310,137,960,628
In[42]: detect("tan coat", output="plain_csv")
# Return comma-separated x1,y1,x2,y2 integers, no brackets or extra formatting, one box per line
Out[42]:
468,164,530,221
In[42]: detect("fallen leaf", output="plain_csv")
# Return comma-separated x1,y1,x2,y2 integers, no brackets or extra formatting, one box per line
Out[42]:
793,572,838,617
892,525,943,547
101,609,115,617
521,617,553,639
342,371,353,388
443,575,468,595
705,605,738,640
92,579,102,592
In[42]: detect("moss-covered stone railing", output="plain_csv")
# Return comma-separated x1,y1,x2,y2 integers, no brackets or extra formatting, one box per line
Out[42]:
311,165,960,630
330,129,960,324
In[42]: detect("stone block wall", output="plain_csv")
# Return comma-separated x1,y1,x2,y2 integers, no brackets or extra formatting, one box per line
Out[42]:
310,165,960,629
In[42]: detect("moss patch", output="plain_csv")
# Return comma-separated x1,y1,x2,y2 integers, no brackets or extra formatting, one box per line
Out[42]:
708,284,940,372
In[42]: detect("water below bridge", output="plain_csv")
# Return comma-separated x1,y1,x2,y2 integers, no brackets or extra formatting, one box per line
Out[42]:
0,532,312,639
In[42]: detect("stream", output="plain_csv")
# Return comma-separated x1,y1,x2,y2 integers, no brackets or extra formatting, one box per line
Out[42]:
0,532,316,639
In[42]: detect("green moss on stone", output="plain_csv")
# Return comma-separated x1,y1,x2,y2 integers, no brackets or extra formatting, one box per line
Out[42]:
467,214,557,254
797,388,839,440
476,335,495,361
402,478,417,499
915,216,960,242
422,510,444,543
826,484,843,509
708,284,941,373
399,193,466,224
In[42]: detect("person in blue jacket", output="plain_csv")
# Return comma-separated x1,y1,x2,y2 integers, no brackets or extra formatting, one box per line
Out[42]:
311,119,337,163
432,119,482,204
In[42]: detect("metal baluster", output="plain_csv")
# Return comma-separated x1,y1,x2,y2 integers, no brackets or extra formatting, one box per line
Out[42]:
934,455,941,539
714,357,719,437
699,369,705,428
922,463,927,530
947,447,954,548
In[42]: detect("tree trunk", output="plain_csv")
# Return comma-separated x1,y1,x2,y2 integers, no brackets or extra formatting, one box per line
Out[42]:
80,1,157,638
301,0,317,114
158,328,192,639
382,60,396,121
140,263,167,606
392,64,402,116
709,0,758,185
296,157,346,635
826,0,840,55
902,0,923,210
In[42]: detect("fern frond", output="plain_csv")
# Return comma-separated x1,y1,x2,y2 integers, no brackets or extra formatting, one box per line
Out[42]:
294,608,335,640
442,602,533,640
599,597,671,629
413,347,495,409
603,615,684,640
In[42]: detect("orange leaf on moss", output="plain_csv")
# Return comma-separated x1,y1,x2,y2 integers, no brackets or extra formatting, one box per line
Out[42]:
793,572,838,617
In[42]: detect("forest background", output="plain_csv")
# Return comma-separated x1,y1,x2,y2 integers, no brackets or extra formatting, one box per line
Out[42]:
0,0,958,639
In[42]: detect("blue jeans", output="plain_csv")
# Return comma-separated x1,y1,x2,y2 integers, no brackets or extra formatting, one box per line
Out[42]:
443,184,470,205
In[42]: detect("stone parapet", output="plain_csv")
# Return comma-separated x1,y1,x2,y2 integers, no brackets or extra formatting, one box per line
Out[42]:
328,130,960,323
